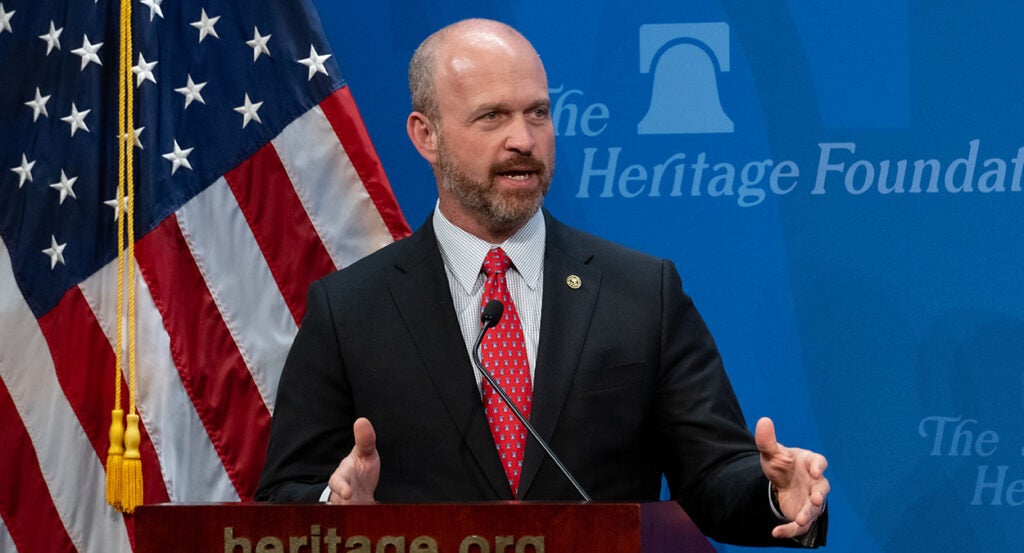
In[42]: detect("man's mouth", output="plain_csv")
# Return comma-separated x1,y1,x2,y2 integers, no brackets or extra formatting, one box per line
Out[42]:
494,157,545,182
498,170,535,181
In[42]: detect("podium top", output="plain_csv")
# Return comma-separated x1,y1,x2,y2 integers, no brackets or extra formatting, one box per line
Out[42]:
135,501,715,553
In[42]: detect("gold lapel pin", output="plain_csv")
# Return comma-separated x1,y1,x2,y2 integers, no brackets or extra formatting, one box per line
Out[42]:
566,274,582,289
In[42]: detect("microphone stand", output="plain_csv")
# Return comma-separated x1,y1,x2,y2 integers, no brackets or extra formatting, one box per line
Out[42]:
473,300,591,501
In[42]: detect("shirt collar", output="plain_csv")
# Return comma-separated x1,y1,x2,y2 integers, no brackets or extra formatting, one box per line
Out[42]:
433,204,546,295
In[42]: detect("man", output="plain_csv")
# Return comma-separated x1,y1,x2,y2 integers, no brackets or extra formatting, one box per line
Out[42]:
256,18,829,547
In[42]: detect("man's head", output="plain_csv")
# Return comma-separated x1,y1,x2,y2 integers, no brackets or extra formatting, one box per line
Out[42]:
407,19,555,242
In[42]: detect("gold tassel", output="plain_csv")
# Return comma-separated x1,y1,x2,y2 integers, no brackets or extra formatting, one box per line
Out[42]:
120,413,143,513
105,409,125,508
109,0,144,516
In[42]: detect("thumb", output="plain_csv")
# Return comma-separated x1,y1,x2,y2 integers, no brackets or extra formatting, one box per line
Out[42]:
352,417,377,459
755,416,779,457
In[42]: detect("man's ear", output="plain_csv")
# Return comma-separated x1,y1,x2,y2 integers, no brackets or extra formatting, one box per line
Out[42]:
407,112,439,164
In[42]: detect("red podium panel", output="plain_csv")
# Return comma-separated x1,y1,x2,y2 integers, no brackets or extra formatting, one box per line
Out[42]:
135,501,715,553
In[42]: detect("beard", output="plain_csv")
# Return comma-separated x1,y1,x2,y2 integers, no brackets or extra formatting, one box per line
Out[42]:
436,135,553,231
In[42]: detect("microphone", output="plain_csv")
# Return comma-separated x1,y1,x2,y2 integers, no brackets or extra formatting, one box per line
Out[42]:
472,299,591,501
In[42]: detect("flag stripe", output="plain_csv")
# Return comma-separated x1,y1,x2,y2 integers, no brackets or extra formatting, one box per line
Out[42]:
78,264,240,503
0,379,78,553
319,87,411,242
224,143,336,325
177,177,299,414
35,287,116,464
135,214,271,500
0,515,20,553
37,286,171,509
275,101,402,272
0,242,132,553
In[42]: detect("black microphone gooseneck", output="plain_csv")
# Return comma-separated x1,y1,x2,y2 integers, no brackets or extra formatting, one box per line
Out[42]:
472,299,591,501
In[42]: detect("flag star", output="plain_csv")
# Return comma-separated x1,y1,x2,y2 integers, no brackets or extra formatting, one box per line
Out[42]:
10,154,35,188
25,87,51,121
0,3,13,35
49,169,78,204
233,93,263,128
297,45,331,81
71,35,103,70
132,53,158,87
190,8,220,43
162,140,194,174
39,20,62,54
120,126,144,149
61,102,91,136
42,235,67,270
140,0,164,22
174,74,207,109
104,195,127,220
246,27,271,61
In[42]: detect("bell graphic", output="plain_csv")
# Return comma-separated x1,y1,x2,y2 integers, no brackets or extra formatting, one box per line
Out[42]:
637,23,734,135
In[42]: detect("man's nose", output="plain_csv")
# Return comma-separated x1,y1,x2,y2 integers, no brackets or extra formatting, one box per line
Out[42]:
504,116,536,154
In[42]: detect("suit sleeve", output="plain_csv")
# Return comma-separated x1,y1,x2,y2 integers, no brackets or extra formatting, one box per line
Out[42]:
254,279,356,502
655,259,821,546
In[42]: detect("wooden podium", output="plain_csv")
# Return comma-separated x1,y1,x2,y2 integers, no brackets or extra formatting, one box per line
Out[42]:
135,501,715,552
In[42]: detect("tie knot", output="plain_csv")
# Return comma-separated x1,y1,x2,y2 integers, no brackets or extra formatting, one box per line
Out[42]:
482,247,513,276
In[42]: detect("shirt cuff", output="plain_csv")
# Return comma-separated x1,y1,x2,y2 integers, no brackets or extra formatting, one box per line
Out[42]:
319,485,331,503
768,480,789,521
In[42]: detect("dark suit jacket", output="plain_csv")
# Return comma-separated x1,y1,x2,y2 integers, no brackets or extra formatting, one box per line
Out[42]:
256,211,821,546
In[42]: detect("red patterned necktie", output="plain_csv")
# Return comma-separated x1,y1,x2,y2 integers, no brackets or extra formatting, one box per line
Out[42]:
480,247,533,496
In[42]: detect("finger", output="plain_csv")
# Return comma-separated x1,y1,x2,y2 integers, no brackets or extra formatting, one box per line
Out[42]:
805,452,828,478
352,417,377,459
796,498,817,526
336,479,352,501
328,486,349,505
812,477,831,502
328,465,352,504
771,520,809,540
329,471,350,501
755,417,779,456
799,499,826,527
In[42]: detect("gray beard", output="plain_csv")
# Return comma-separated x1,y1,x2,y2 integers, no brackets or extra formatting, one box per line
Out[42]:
436,145,551,231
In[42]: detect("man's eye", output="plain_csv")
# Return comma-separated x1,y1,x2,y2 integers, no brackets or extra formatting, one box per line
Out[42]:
532,108,550,119
482,112,498,120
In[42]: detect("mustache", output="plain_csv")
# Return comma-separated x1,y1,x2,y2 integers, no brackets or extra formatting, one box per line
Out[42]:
491,154,546,175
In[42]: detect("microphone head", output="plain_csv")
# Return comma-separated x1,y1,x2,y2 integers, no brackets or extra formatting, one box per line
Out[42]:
480,299,504,328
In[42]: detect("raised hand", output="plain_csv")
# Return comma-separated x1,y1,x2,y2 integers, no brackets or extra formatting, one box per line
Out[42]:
327,417,380,504
755,417,830,539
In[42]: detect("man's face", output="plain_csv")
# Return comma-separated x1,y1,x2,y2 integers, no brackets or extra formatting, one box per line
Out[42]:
430,33,555,233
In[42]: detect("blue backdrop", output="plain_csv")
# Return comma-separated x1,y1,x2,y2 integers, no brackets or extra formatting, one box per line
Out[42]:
312,2,1024,551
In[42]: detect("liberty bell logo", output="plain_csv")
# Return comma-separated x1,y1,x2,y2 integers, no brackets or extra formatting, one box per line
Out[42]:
637,23,734,135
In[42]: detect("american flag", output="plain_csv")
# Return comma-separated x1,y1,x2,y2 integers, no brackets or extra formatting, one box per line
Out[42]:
0,0,410,551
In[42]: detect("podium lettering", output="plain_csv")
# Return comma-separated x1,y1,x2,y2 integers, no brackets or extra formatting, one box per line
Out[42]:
458,535,545,552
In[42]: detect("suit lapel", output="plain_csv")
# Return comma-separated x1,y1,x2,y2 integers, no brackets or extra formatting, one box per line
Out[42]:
518,214,600,497
385,222,514,499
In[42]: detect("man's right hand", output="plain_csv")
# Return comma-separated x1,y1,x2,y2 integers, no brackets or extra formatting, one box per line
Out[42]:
327,417,380,504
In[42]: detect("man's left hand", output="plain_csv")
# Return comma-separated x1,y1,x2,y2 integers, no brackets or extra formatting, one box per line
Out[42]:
755,417,830,539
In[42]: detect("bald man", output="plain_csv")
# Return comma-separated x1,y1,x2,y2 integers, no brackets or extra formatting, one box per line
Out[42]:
256,19,828,547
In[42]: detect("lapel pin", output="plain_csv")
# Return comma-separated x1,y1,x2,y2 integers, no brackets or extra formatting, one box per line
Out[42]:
566,274,582,289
